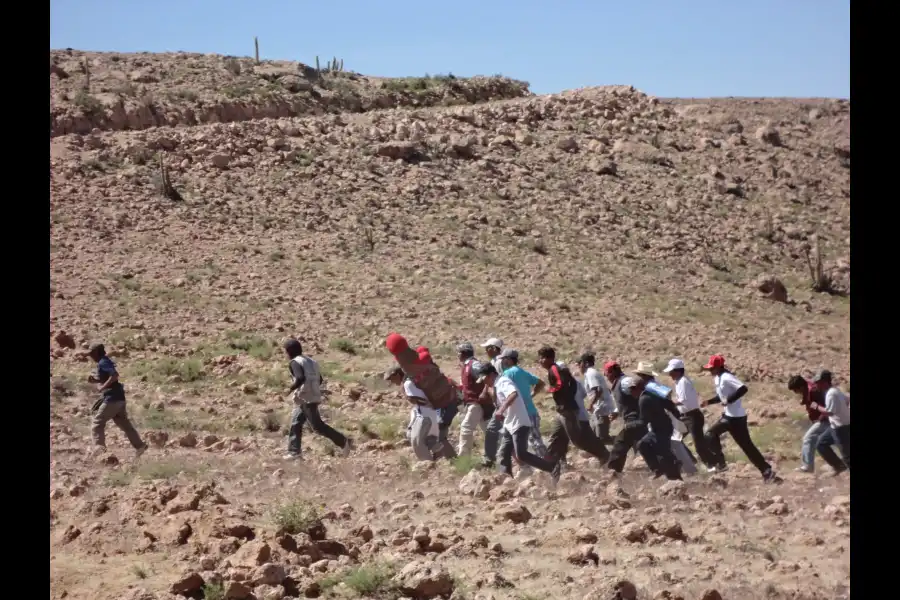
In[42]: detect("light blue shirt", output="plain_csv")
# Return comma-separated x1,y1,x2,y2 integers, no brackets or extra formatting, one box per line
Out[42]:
501,366,540,416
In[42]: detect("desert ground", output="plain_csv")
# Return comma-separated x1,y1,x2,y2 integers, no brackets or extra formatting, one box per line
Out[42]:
50,50,850,600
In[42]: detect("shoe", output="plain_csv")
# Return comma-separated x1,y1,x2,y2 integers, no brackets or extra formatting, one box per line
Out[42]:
795,465,813,473
716,464,729,472
135,445,147,457
550,460,562,485
341,439,354,458
762,468,781,483
831,467,847,477
283,453,302,461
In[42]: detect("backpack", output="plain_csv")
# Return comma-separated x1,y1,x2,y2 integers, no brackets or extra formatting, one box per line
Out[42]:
392,346,458,409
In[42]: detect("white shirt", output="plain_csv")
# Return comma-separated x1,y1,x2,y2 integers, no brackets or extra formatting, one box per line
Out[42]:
573,380,591,422
714,372,747,418
583,367,615,415
824,387,850,427
404,379,439,437
494,375,532,434
674,376,701,414
491,357,504,374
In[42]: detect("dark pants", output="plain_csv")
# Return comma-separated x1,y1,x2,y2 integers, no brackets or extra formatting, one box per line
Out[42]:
438,402,459,459
288,403,347,455
705,415,771,474
681,408,715,466
637,428,682,480
816,425,850,471
608,423,648,473
592,414,613,443
499,425,557,476
547,410,610,464
483,409,503,465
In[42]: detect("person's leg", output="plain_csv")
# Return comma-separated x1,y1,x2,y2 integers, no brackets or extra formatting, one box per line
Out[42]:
512,426,557,473
303,403,349,448
703,415,731,469
498,429,514,476
566,414,610,463
91,401,117,448
684,409,714,466
816,427,847,473
410,415,435,461
286,405,306,457
800,421,828,471
438,403,459,459
527,413,549,458
727,417,772,475
637,431,664,475
651,434,682,480
608,426,643,473
483,414,502,465
671,440,697,474
457,403,483,456
834,425,850,470
545,415,570,463
599,415,612,443
110,403,147,450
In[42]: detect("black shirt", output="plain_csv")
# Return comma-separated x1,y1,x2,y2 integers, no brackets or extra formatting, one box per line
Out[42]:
613,378,643,427
547,363,579,412
638,390,674,438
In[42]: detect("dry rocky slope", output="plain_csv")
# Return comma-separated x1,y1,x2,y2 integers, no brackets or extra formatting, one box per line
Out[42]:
50,50,850,600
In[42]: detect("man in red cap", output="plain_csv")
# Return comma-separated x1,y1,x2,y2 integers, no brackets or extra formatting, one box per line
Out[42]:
701,355,779,482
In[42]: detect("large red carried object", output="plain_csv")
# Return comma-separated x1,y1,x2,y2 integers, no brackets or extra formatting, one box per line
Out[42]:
385,333,459,409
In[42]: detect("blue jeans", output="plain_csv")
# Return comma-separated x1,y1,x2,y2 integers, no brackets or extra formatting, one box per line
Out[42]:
801,420,831,470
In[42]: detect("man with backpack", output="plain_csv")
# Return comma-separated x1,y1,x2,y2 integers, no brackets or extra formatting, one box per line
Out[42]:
621,375,683,480
456,342,494,457
537,347,610,467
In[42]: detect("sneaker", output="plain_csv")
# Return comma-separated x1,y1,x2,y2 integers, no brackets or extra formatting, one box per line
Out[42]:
135,445,147,457
705,466,718,473
550,460,562,485
283,453,302,461
762,468,781,483
831,466,847,477
795,465,813,473
341,439,354,458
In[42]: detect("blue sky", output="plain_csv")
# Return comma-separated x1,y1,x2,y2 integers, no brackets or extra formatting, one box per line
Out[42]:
50,0,849,99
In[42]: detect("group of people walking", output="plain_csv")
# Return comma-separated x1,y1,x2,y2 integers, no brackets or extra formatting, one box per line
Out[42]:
80,336,850,486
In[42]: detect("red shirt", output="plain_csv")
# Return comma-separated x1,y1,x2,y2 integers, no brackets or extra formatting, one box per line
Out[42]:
801,381,829,422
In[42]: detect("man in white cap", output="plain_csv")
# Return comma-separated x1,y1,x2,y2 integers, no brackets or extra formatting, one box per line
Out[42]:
663,358,715,469
480,337,505,373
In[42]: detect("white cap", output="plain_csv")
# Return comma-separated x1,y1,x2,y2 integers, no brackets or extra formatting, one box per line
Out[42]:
480,337,504,349
663,358,685,373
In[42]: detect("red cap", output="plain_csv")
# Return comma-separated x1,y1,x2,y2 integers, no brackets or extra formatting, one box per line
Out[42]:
703,354,726,370
415,346,428,353
417,350,433,364
603,361,620,373
385,333,409,355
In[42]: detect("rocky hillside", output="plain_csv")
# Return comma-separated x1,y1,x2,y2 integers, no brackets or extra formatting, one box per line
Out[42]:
50,50,531,136
50,50,850,600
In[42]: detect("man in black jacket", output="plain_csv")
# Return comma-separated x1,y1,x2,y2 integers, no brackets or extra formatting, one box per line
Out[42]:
625,376,682,480
537,347,610,467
